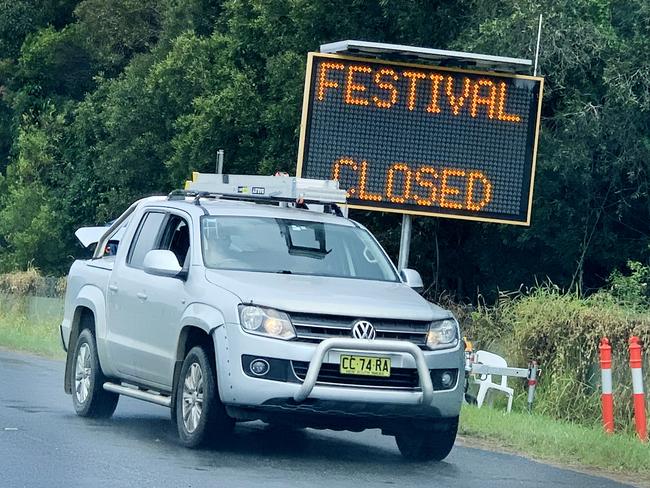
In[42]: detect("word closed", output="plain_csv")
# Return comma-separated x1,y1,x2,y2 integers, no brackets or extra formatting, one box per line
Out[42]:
297,52,544,225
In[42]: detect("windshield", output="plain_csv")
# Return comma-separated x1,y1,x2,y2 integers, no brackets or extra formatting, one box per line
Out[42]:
201,216,399,282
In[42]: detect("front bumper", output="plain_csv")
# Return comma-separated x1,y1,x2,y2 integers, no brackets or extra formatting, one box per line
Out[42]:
214,323,464,420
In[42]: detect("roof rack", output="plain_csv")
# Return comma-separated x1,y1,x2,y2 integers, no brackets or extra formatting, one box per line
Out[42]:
169,173,348,213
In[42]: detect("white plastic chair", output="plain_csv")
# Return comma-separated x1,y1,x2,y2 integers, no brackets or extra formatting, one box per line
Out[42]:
473,350,514,413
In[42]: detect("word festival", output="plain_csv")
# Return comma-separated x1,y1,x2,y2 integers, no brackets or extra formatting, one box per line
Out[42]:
316,61,522,123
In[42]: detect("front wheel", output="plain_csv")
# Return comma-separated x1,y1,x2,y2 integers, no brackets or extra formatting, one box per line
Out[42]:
71,329,119,418
175,346,234,448
395,417,458,461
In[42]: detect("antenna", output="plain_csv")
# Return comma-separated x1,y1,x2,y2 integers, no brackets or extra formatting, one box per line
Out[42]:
534,14,543,76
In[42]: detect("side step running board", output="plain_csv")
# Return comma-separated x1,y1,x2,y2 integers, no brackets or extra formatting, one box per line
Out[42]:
103,382,172,408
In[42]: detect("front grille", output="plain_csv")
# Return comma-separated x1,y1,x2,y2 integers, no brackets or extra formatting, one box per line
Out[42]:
289,312,430,346
292,361,419,388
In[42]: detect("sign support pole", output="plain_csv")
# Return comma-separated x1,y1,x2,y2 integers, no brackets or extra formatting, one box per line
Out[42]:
397,214,412,270
216,149,224,174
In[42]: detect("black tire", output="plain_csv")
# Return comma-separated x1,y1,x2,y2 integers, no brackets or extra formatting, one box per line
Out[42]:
395,417,458,461
71,329,119,418
175,346,234,448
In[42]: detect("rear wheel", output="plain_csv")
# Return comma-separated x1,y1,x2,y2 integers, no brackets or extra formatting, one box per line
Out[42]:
175,346,234,448
395,417,458,461
71,329,119,418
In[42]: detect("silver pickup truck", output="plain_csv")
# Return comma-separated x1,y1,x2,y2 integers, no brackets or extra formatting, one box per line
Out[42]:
61,177,463,461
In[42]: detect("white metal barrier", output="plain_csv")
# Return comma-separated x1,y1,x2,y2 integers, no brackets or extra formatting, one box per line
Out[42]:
467,358,539,412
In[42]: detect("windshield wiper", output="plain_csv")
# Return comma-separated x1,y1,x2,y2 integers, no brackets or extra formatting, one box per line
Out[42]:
276,270,293,274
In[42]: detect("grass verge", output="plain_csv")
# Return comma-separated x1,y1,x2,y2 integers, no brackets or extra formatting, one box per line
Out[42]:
0,295,65,359
460,404,650,481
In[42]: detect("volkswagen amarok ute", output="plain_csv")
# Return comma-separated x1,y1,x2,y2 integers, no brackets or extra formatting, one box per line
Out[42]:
61,186,463,461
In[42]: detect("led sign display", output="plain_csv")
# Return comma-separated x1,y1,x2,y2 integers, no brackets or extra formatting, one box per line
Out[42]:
297,53,544,225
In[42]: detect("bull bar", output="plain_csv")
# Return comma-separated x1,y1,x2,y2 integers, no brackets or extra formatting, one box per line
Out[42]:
293,338,435,405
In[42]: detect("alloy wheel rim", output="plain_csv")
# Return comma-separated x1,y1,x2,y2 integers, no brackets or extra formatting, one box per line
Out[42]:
74,343,92,404
181,362,204,433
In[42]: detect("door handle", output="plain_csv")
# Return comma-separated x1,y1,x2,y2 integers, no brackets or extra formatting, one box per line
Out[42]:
136,292,148,301
108,284,118,293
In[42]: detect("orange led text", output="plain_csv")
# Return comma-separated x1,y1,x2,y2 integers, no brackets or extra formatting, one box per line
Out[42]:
315,61,522,124
331,157,493,212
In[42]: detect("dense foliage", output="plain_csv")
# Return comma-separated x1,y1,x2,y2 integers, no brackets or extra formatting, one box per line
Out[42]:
1,0,649,299
464,268,650,430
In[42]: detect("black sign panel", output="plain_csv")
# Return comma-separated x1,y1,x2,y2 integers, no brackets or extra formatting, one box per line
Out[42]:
297,53,544,225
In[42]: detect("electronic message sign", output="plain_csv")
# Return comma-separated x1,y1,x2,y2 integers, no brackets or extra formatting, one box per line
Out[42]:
296,52,544,225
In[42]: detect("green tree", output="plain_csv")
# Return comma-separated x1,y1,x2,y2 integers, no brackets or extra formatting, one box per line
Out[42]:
0,107,72,271
0,0,649,299
0,0,79,60
74,0,163,74
15,26,94,101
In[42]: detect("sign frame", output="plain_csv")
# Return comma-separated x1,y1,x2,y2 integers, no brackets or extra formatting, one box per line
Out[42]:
296,52,544,226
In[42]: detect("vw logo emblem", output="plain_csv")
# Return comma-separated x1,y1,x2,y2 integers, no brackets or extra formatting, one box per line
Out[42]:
352,320,376,340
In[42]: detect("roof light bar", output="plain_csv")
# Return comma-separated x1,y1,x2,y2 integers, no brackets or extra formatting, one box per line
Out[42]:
180,173,348,205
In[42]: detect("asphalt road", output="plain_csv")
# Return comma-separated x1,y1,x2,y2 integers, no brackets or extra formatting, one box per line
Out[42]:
0,349,636,488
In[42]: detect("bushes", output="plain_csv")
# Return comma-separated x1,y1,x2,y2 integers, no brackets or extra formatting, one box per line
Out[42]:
0,267,65,297
465,281,650,432
608,260,650,311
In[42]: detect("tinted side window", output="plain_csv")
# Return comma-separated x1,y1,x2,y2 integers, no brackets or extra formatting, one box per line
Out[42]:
158,215,190,267
127,212,166,268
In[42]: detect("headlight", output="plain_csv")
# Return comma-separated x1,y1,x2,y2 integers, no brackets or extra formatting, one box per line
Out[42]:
426,318,459,350
238,305,296,340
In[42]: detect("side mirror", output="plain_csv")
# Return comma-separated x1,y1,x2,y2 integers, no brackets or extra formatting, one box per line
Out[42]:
143,250,183,278
400,268,424,293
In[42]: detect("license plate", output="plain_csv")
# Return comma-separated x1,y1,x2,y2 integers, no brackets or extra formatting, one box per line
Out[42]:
339,355,391,377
